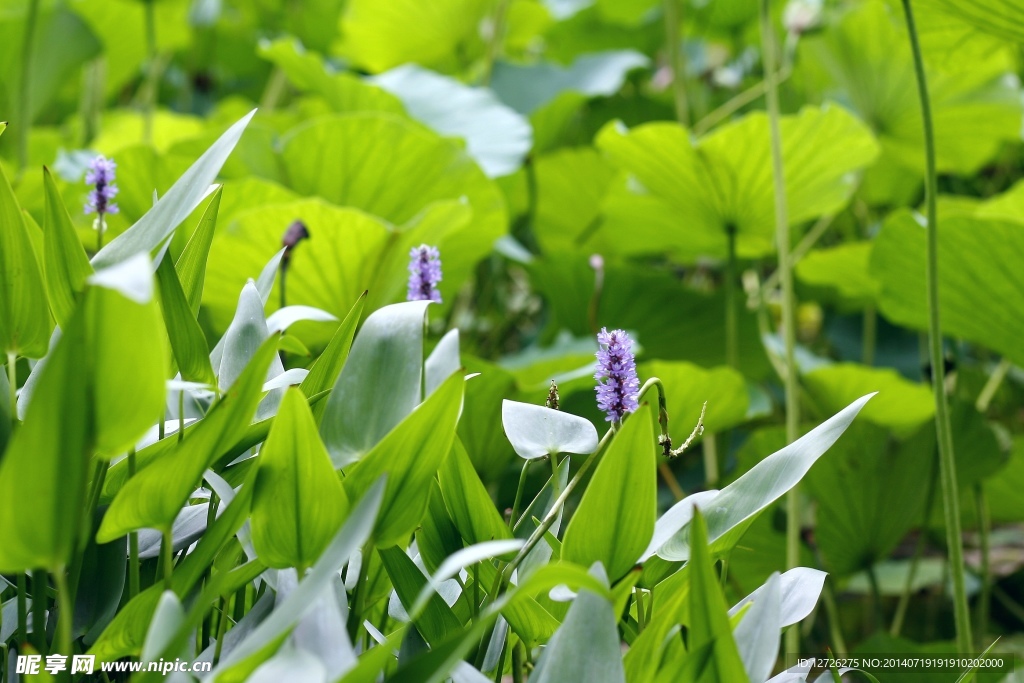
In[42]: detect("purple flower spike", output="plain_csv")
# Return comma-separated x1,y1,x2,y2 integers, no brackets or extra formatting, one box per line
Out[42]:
84,155,119,218
595,328,640,423
407,244,443,303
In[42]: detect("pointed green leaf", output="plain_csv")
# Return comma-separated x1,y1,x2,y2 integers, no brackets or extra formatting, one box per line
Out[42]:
175,185,222,314
0,163,50,358
300,291,365,422
156,253,215,385
98,334,279,541
343,371,464,548
438,439,513,545
252,388,350,569
321,300,430,468
41,166,92,328
562,402,657,581
379,546,463,646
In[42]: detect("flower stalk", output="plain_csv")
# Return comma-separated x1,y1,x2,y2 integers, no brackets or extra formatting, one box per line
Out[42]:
899,0,972,654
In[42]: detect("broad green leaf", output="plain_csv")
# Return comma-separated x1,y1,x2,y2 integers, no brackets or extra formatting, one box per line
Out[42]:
321,300,429,467
804,364,934,438
0,162,50,358
278,113,506,288
596,105,880,258
155,253,215,385
805,422,933,575
418,479,466,573
562,402,656,581
872,211,1024,367
252,388,350,570
531,147,617,253
371,64,532,177
259,38,406,115
795,242,881,309
217,281,276,391
657,394,874,561
209,480,384,683
917,0,1024,46
93,110,255,269
0,291,89,571
175,185,222,314
87,255,169,457
501,400,599,460
685,510,750,683
98,334,279,541
491,51,650,115
41,166,92,328
337,0,492,73
640,360,749,436
438,439,513,545
798,0,1021,191
380,546,463,646
343,372,465,547
529,564,625,683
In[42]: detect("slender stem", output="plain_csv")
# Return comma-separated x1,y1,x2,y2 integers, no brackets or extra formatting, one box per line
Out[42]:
128,451,140,600
143,0,158,144
662,0,690,126
862,307,877,366
52,567,72,658
821,580,848,657
976,359,1011,413
702,432,719,487
68,458,107,613
509,460,531,530
6,353,16,426
160,527,173,588
635,587,646,632
658,462,685,501
511,640,525,683
760,213,834,296
891,462,937,637
96,216,106,253
16,573,27,645
481,0,509,85
693,63,793,136
212,595,230,665
900,0,972,654
259,68,289,112
17,0,40,171
865,565,883,631
346,543,370,642
725,226,739,371
974,484,991,643
761,0,802,658
30,570,46,653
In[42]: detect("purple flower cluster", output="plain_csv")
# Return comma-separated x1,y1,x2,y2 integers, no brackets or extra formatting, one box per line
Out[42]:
84,155,119,218
406,245,443,303
595,328,640,422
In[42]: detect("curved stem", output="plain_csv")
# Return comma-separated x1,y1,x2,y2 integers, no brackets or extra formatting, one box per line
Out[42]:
899,0,972,654
17,0,40,171
509,460,531,530
760,0,802,658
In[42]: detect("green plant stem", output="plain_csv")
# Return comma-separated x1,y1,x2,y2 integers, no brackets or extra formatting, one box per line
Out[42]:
899,0,972,655
702,432,719,486
976,359,1011,413
760,0,801,658
160,527,173,588
68,458,107,614
481,0,509,85
635,588,646,632
212,595,230,665
821,580,848,657
862,306,877,366
16,573,27,645
725,226,739,371
891,462,937,637
511,640,525,683
693,62,793,136
6,353,16,427
17,0,40,171
143,0,158,145
128,450,140,600
30,570,46,653
52,567,72,658
760,213,834,296
346,544,370,642
509,460,531,529
662,0,690,126
974,484,991,643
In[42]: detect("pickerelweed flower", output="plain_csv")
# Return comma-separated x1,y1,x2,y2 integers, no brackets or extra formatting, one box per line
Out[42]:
595,328,640,423
84,155,119,219
407,244,443,303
